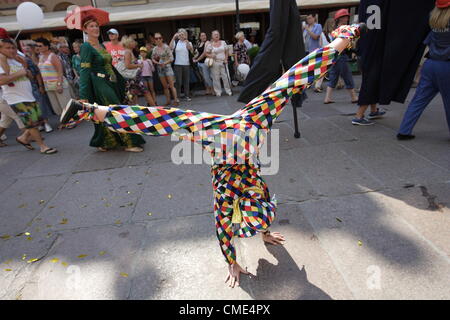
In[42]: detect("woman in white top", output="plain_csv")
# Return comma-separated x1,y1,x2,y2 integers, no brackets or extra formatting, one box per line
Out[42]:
206,30,232,97
170,29,193,101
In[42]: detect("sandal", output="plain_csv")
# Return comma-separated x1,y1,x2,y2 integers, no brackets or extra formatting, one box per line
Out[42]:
324,101,335,104
40,148,57,154
98,147,108,152
16,137,35,150
0,141,7,147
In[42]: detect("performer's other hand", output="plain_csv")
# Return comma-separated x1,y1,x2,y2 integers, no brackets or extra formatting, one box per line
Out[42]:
262,231,285,245
225,262,249,288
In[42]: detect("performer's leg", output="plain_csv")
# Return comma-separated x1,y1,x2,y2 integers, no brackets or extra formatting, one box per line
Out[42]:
398,60,438,136
434,60,450,134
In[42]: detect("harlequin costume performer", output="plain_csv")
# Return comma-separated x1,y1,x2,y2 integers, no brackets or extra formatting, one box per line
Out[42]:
60,24,365,287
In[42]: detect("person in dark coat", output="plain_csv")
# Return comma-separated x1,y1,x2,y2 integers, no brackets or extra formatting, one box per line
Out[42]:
354,0,436,126
238,0,305,109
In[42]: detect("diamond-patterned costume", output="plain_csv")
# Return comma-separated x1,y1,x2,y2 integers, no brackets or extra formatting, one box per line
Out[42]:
69,25,362,265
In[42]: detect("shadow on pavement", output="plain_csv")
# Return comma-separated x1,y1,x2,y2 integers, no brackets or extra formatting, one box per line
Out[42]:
240,243,332,300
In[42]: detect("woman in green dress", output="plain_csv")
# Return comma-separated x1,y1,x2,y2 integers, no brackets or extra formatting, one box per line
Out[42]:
79,16,145,152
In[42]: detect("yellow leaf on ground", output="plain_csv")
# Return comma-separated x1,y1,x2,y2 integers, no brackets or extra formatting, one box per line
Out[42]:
115,220,122,225
77,254,88,259
26,237,33,241
39,200,45,205
358,241,363,246
147,212,152,216
4,269,12,272
24,232,30,236
61,262,68,267
50,258,59,263
27,258,38,263
99,251,106,256
59,218,68,225
22,254,27,260
120,272,129,278
0,235,11,240
167,194,172,199
18,204,27,209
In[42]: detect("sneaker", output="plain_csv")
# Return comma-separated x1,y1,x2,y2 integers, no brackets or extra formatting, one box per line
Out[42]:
60,99,84,125
397,133,416,141
352,118,374,126
367,108,386,120
185,97,192,102
38,125,45,132
44,123,53,133
0,134,6,141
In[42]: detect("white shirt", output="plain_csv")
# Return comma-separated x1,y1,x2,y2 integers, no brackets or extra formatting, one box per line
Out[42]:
0,59,35,105
174,41,191,66
244,39,252,50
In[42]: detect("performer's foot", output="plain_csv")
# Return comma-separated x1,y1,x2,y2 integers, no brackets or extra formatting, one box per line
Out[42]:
60,99,85,125
262,231,285,245
331,23,367,41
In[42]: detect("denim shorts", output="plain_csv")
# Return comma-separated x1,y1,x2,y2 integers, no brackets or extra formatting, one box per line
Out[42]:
142,76,153,82
157,65,174,78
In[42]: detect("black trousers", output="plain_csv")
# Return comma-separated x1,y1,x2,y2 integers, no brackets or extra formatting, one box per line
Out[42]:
238,0,305,107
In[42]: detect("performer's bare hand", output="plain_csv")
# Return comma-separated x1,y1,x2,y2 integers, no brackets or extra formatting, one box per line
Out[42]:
262,231,285,245
225,262,249,288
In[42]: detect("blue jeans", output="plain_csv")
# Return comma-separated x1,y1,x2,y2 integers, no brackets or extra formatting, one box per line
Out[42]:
327,55,354,89
398,59,450,135
198,62,213,88
32,87,53,119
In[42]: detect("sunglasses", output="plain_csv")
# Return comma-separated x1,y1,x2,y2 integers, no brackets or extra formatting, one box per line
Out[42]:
155,37,162,40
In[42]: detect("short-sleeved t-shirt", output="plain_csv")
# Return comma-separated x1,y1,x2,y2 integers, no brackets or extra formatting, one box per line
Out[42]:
104,42,125,67
303,23,323,53
0,58,35,105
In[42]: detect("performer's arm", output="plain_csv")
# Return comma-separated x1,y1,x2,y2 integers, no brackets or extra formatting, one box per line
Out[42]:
79,43,94,102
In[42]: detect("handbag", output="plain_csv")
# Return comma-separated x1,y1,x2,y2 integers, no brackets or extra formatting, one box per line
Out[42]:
44,77,69,91
204,57,214,67
115,60,139,80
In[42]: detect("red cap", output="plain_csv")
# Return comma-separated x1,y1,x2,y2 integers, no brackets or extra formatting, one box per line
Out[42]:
334,9,350,21
436,0,450,8
0,28,10,39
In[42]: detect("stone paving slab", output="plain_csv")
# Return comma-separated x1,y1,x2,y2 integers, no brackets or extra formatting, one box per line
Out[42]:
17,223,147,300
0,175,68,236
338,140,450,188
29,167,149,231
132,162,213,222
288,143,384,197
297,190,450,300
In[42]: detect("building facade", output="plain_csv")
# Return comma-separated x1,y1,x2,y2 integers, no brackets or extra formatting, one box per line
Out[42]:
2,0,359,48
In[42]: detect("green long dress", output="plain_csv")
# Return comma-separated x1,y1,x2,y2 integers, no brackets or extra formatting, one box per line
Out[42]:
79,42,145,149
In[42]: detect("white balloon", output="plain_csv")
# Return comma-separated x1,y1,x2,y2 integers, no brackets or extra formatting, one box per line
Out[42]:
16,2,44,30
237,63,250,80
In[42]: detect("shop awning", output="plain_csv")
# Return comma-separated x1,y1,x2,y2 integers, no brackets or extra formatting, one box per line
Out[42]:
1,0,360,32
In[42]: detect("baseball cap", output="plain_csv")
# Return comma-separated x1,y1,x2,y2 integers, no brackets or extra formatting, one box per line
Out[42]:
107,28,119,35
0,28,10,39
436,0,450,8
139,46,147,52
